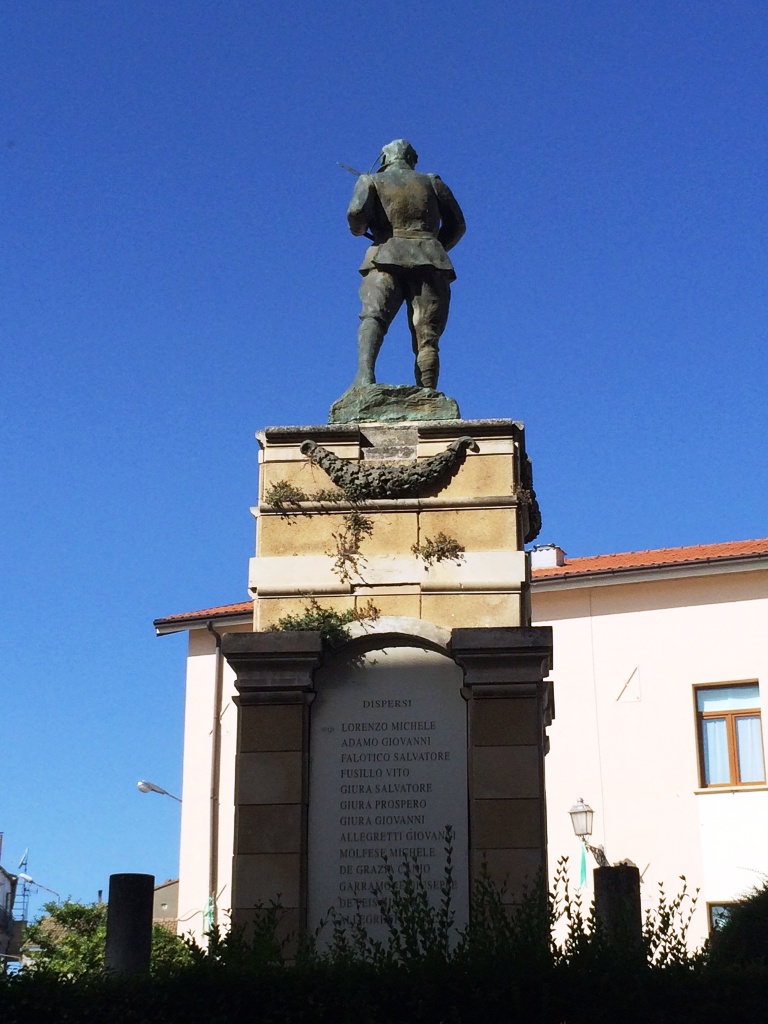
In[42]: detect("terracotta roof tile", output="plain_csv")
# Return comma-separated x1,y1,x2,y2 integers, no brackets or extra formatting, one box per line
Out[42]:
532,537,768,579
154,601,252,627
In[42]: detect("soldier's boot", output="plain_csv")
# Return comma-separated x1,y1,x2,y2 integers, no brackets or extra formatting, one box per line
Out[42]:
352,318,386,388
415,342,440,391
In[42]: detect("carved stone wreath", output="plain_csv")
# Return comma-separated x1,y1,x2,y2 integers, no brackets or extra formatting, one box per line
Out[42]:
298,435,542,542
299,436,479,501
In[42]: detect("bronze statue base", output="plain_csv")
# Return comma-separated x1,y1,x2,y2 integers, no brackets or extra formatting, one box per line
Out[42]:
329,383,460,424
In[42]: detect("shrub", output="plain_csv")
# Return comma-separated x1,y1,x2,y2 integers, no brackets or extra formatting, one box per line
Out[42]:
707,879,768,967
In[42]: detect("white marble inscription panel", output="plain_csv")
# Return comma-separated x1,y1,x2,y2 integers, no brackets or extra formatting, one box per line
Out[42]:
308,645,468,941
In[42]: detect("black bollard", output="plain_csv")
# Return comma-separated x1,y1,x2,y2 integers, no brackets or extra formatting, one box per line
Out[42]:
104,873,155,974
594,864,643,957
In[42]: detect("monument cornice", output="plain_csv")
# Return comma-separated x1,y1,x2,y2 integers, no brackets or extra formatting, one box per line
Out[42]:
451,626,553,687
222,631,323,700
258,418,527,447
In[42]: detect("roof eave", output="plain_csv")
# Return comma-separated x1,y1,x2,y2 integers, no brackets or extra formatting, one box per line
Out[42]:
532,552,768,591
154,610,253,636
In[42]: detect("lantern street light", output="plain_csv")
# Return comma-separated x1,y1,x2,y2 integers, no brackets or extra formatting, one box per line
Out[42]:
137,780,181,803
17,873,60,900
568,798,609,867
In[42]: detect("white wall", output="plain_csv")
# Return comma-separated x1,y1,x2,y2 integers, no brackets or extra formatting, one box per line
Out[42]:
534,568,768,945
176,626,244,943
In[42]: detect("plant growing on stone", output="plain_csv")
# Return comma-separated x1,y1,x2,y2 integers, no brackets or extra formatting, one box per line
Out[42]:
329,509,374,584
263,480,309,512
412,532,465,568
265,478,374,584
274,597,379,647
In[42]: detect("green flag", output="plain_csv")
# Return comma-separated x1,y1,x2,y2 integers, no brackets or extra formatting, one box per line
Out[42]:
203,896,214,932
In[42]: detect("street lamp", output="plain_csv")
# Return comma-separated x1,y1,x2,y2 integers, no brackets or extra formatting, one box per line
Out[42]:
137,780,181,803
568,797,608,868
568,797,594,840
17,873,60,899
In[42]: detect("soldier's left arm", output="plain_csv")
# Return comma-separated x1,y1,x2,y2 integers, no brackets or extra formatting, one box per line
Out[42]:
347,175,377,237
431,175,466,252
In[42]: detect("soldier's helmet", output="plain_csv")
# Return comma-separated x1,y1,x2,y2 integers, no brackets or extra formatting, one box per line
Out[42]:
379,139,418,170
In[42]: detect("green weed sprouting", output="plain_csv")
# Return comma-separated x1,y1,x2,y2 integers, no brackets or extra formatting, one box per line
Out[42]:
329,509,374,584
265,479,375,585
264,480,350,512
274,596,379,647
263,479,309,512
411,532,466,568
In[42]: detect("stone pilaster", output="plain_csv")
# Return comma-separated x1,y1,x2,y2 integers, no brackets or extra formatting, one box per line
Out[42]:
222,631,322,934
452,626,554,902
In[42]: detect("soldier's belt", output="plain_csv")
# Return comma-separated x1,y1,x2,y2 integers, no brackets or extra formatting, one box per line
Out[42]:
391,229,436,239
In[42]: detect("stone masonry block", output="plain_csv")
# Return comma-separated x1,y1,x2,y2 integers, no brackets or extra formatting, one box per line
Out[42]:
356,592,421,619
236,751,303,804
360,511,419,556
471,746,541,799
471,697,541,747
233,853,301,909
239,704,305,752
471,848,544,903
471,799,543,849
236,804,303,854
421,592,522,630
418,507,518,553
436,453,516,501
258,510,349,558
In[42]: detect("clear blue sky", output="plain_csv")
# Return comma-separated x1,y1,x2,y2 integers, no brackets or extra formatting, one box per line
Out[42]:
3,0,768,919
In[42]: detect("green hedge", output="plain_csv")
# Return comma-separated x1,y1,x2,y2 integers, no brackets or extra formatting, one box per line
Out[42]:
4,859,767,1023
3,957,768,1024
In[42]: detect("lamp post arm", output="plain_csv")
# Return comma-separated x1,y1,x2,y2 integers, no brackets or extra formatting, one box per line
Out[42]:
584,841,610,867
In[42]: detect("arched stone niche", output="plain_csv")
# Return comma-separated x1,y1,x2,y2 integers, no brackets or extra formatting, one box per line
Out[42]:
223,620,552,940
309,633,468,940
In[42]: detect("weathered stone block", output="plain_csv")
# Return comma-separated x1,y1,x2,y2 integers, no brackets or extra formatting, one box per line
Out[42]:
471,697,541,747
239,704,305,752
471,798,542,848
471,848,544,902
233,853,301,909
471,746,541,799
236,751,303,804
421,592,522,629
236,804,303,854
418,506,518,552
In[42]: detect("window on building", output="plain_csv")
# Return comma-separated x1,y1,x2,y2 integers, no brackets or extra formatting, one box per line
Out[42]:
708,903,734,932
696,684,765,787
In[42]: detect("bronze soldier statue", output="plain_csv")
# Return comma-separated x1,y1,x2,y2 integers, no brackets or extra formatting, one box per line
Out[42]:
347,139,465,391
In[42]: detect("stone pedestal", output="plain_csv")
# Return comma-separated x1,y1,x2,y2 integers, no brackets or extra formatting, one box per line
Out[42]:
224,415,552,938
223,626,552,936
249,419,540,632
